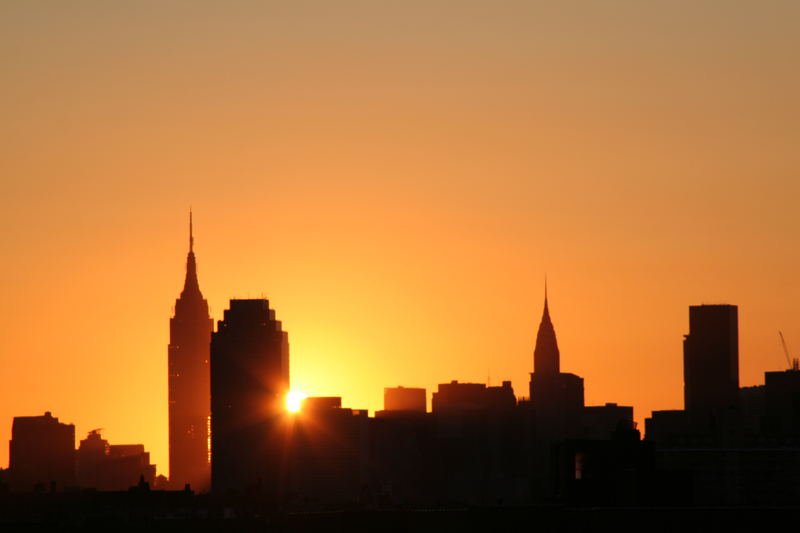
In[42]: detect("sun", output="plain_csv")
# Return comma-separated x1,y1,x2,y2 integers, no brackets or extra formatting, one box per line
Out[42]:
286,390,308,413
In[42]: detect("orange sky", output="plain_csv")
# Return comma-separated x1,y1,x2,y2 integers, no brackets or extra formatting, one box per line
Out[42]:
1,1,799,473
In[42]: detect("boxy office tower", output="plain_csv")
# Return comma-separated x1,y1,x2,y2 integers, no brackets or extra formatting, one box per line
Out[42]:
683,304,740,414
210,299,290,493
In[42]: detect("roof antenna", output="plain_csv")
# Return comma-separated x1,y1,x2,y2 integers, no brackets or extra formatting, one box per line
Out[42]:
189,207,194,253
544,274,549,311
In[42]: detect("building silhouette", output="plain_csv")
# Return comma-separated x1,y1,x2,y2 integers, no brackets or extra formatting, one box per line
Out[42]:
528,288,584,437
647,305,743,447
8,412,75,491
645,304,800,506
168,212,212,492
432,381,515,413
210,299,289,493
683,304,739,414
762,369,800,437
582,403,635,440
383,386,426,413
287,397,370,504
76,430,156,490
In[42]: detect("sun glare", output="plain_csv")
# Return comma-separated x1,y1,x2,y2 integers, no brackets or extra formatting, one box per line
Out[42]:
286,390,307,413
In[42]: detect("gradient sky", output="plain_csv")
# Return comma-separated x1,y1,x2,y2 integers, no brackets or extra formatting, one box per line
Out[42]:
1,1,798,473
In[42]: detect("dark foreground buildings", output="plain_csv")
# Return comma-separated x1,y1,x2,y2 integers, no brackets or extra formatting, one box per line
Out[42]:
193,290,638,506
210,298,290,494
6,250,800,521
76,430,156,491
276,292,639,507
167,212,212,492
4,413,156,493
8,412,75,491
646,304,800,506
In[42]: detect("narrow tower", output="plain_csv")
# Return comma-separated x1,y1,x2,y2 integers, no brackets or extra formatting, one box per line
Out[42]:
533,283,560,376
529,284,584,436
168,211,212,491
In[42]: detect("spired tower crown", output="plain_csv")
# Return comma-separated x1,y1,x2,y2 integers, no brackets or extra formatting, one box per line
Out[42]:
528,282,585,437
181,211,200,296
533,283,560,376
168,211,212,492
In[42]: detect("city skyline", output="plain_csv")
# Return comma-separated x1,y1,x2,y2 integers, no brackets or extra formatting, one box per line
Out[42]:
0,214,794,475
1,1,799,474
7,286,795,506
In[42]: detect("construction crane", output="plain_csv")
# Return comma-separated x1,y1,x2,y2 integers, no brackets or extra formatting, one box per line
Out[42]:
778,331,799,371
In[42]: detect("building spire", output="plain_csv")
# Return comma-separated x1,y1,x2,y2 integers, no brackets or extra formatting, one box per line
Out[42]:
182,210,200,296
534,279,560,375
189,208,194,253
544,275,548,313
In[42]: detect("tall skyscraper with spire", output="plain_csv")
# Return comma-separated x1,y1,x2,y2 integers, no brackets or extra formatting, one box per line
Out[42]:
533,284,560,376
168,211,212,491
529,284,584,437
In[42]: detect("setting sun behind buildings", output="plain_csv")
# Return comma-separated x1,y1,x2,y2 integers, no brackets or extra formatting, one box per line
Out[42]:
286,391,308,413
0,1,799,475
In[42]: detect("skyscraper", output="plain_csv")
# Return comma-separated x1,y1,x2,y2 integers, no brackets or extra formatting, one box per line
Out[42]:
168,212,212,491
533,288,560,376
528,287,584,435
210,299,289,493
683,304,739,413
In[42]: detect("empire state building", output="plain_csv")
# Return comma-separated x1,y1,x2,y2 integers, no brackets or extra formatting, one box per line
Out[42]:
168,212,212,491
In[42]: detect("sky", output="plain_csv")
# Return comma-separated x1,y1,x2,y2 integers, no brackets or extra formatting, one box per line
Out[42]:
1,1,798,473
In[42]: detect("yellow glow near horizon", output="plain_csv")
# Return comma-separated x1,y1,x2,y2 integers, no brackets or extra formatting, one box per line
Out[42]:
1,1,799,474
286,391,308,413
